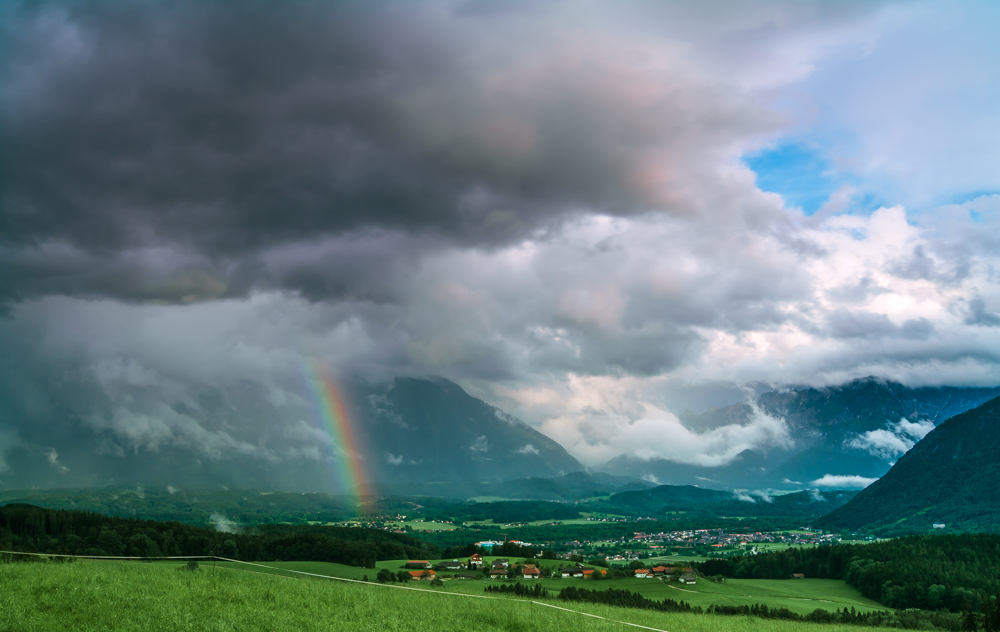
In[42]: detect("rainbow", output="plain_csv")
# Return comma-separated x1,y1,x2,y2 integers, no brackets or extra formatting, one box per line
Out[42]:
303,360,371,503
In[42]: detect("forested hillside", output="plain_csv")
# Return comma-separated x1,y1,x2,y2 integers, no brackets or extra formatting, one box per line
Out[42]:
817,396,1000,535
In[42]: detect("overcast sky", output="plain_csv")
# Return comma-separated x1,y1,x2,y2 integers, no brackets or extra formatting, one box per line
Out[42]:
2,0,999,484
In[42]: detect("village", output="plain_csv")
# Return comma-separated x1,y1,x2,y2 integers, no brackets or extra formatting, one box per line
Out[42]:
388,554,701,585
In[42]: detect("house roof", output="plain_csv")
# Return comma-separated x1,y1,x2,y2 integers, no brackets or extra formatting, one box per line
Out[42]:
634,569,651,574
408,570,436,577
651,566,667,571
523,568,541,575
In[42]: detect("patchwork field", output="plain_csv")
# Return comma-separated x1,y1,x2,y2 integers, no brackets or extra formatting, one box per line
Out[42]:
2,560,897,632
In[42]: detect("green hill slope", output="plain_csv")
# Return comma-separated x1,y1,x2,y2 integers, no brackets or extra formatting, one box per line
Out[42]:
3,560,885,632
816,396,1000,535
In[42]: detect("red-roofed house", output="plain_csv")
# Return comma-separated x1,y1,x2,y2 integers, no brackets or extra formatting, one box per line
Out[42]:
523,567,541,579
407,570,437,581
634,569,651,578
468,554,483,569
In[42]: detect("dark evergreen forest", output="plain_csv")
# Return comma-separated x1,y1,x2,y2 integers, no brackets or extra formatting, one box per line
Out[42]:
0,504,438,568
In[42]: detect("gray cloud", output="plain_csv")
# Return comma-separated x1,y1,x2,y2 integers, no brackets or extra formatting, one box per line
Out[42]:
0,0,803,306
1,1,999,485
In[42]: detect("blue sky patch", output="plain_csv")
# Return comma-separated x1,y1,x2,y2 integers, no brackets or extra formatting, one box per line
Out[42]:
745,142,842,215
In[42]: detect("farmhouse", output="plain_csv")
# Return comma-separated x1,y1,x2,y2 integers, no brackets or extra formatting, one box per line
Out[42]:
679,574,697,584
468,554,483,569
405,561,432,569
651,566,668,575
582,568,605,579
634,569,651,578
407,570,437,581
493,558,510,568
436,560,465,570
489,568,507,579
792,573,805,579
522,567,541,579
560,568,584,578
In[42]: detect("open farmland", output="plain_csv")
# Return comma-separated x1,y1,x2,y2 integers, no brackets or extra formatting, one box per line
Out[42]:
2,559,900,632
152,555,885,617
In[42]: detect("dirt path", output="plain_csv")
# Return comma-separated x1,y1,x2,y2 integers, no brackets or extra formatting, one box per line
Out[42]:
660,578,697,593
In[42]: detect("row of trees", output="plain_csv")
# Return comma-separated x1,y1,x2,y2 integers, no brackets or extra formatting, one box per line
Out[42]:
0,504,440,568
695,534,1000,612
484,582,549,598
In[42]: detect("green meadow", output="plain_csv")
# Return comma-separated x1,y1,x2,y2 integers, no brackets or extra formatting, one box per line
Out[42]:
151,556,883,617
2,560,898,632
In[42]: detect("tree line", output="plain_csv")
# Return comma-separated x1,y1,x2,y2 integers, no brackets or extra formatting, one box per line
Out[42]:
0,504,438,568
695,534,1000,613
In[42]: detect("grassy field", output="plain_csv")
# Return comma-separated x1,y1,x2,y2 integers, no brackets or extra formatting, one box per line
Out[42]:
149,556,884,617
2,560,898,632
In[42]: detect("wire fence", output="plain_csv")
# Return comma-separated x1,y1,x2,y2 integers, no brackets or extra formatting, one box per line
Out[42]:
1,550,673,632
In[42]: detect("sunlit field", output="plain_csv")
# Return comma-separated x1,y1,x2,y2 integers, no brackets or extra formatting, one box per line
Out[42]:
2,560,898,632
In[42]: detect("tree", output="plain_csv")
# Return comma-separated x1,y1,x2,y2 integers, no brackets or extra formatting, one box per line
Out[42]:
376,568,392,584
963,599,979,632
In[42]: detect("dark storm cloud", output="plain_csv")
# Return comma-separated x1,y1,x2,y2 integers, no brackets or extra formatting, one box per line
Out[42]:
0,0,780,305
2,0,999,485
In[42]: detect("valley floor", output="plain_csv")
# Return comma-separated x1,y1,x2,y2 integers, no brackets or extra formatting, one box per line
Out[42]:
3,560,895,632
146,556,883,616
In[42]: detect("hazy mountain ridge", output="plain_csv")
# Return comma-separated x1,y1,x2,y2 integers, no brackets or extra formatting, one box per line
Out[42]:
359,377,584,483
601,378,1000,490
816,395,1000,535
593,484,858,518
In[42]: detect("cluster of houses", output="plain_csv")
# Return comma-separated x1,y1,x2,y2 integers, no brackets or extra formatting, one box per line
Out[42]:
632,565,697,584
401,557,699,584
630,527,840,554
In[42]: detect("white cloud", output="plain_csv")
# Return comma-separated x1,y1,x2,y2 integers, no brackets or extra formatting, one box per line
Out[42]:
515,444,539,455
531,378,793,466
734,490,773,503
810,474,878,488
46,448,69,474
470,436,489,453
849,417,935,459
385,453,405,466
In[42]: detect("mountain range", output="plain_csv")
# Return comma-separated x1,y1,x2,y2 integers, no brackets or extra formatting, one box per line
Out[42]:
600,377,1000,490
816,395,1000,535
